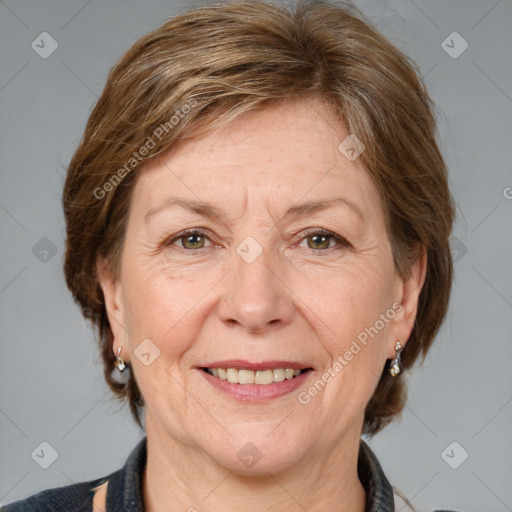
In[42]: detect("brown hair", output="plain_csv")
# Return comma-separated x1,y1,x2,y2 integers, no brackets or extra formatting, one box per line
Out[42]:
63,0,455,436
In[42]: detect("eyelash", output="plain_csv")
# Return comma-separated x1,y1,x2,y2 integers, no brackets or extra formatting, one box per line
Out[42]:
161,228,350,254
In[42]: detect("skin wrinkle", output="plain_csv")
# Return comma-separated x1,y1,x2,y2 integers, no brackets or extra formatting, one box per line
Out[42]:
97,98,426,512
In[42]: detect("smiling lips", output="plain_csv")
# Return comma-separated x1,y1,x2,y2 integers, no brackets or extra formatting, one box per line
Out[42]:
198,359,313,388
204,367,304,385
199,365,314,401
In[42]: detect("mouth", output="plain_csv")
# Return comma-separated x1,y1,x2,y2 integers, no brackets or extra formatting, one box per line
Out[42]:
196,361,314,401
200,366,314,385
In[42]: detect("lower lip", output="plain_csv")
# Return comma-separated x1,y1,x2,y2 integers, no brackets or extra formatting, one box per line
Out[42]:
197,369,313,401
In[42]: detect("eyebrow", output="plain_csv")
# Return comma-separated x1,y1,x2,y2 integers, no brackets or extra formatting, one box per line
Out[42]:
144,196,365,224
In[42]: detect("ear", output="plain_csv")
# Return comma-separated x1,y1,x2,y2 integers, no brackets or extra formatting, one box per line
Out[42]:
96,256,130,360
387,245,428,359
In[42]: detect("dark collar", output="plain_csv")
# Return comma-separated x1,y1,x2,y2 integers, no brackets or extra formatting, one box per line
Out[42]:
358,438,396,511
106,436,395,512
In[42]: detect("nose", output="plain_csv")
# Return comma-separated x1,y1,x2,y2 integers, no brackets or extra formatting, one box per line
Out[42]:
217,245,294,334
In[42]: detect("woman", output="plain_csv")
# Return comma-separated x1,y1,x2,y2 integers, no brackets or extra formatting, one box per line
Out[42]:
2,0,455,511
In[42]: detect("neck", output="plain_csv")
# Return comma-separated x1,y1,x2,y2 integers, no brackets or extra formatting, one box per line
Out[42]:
142,416,367,512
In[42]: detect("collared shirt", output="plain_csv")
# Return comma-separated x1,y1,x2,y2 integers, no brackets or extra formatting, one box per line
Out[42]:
1,436,411,512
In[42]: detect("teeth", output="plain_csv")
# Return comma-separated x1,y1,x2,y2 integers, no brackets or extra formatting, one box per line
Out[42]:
226,368,238,383
205,367,306,385
255,370,273,385
273,369,285,382
239,369,255,384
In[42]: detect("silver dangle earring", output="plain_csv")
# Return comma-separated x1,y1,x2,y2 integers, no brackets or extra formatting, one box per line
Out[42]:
389,341,403,377
114,346,126,372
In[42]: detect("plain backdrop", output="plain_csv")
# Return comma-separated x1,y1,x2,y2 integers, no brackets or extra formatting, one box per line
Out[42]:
1,1,511,511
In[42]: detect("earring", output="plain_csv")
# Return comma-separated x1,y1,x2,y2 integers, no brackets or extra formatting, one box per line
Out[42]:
114,346,126,372
389,341,403,377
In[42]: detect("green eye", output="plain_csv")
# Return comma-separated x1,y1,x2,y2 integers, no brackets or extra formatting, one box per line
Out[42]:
299,229,349,252
180,232,206,249
168,230,210,250
306,233,333,250
164,228,349,254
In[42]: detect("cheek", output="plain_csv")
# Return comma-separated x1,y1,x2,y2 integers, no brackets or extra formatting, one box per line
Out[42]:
298,263,396,425
327,264,395,379
303,258,395,350
122,266,204,364
121,269,205,419
302,267,394,430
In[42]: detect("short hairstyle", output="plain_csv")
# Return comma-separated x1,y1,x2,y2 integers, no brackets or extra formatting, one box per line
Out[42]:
63,0,455,436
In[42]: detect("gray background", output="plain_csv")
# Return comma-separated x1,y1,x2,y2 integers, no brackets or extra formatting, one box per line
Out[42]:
1,1,511,511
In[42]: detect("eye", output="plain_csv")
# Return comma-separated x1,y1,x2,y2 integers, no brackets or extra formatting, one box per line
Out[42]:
161,228,350,253
165,229,212,250
296,228,350,252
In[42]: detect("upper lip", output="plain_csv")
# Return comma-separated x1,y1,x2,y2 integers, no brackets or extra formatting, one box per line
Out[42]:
198,360,314,371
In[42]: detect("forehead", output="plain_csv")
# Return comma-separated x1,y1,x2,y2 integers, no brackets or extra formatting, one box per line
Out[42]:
131,98,381,222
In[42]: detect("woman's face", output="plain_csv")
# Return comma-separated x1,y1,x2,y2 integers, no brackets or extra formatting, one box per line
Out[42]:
98,98,424,474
